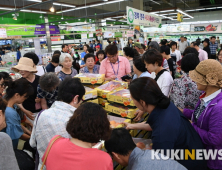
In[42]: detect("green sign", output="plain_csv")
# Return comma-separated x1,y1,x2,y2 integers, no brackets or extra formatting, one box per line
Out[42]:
4,25,36,36
128,8,134,24
115,32,122,38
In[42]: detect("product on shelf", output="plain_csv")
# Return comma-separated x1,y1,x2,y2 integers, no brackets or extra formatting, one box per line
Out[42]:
98,97,107,107
83,86,98,100
105,103,138,118
96,81,128,98
107,89,135,107
108,115,131,129
74,73,105,84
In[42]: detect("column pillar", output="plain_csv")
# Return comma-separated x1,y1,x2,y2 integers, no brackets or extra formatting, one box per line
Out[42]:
44,14,52,53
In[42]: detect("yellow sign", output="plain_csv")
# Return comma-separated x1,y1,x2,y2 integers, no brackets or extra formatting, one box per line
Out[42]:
177,13,183,22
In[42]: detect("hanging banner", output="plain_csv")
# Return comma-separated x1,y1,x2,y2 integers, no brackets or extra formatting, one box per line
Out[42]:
127,6,161,27
126,30,134,37
81,34,87,39
51,36,61,41
104,32,114,38
0,28,7,38
96,29,103,36
35,25,60,35
66,23,95,31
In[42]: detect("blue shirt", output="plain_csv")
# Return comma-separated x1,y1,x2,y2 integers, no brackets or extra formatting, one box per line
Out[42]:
17,51,21,60
133,71,151,80
146,102,207,170
79,64,100,74
209,42,218,54
81,52,86,65
46,62,56,72
2,107,23,149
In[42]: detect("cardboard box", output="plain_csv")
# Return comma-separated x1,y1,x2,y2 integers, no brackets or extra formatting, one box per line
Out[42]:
107,89,135,107
98,97,107,107
95,81,128,99
74,73,105,84
83,86,98,100
86,98,99,104
108,115,131,128
105,103,138,119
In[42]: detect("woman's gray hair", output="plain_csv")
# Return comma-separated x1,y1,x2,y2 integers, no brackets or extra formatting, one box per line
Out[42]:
39,72,60,92
59,53,73,64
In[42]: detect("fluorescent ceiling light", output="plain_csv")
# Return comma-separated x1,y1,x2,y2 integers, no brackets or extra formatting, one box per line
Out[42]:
21,10,31,12
26,0,42,2
177,9,193,19
195,8,205,11
57,0,124,13
217,7,222,9
149,0,161,5
53,2,76,8
159,10,174,13
33,10,46,13
185,10,195,12
205,7,216,10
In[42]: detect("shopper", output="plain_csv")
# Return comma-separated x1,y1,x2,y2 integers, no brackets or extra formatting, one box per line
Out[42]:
217,49,222,65
95,45,100,53
147,38,152,46
88,41,92,48
105,128,187,170
124,77,207,170
96,40,102,50
133,48,140,58
79,53,100,74
184,37,190,46
192,41,208,61
123,47,135,74
178,36,188,54
2,79,33,149
30,77,85,170
181,59,222,170
16,46,21,62
0,72,11,97
37,73,59,109
12,55,41,122
117,40,122,50
43,103,112,170
127,38,134,48
46,54,60,72
170,41,181,62
143,49,173,96
80,44,89,66
209,36,218,59
133,57,151,80
134,42,145,56
61,44,68,53
148,41,169,70
160,45,176,79
92,40,96,50
96,50,105,65
57,53,78,81
170,53,201,110
99,44,131,81
216,36,220,48
203,38,211,59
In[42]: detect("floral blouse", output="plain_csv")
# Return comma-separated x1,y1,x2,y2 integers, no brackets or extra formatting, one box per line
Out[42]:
169,73,202,110
79,64,100,74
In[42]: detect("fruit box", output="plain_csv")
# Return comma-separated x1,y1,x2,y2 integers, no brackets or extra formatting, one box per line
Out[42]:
108,115,131,129
98,97,107,107
107,89,135,107
95,81,128,99
86,98,99,104
132,138,152,150
74,73,105,84
83,86,98,100
105,103,138,119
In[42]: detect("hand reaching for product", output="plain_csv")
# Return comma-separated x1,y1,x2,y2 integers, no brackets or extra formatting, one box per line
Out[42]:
134,110,144,122
123,122,134,130
25,111,35,120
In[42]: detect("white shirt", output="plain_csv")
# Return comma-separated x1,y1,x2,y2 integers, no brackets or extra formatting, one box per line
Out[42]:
170,49,182,62
30,101,76,170
201,89,222,107
55,66,62,73
151,71,173,97
178,41,188,53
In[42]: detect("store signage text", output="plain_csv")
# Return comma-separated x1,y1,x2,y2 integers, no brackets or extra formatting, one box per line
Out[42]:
127,6,161,27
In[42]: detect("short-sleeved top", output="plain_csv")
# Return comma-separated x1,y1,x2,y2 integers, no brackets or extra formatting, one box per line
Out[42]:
198,49,208,61
178,41,188,53
2,107,23,149
57,68,78,81
209,42,218,55
46,63,56,72
133,71,151,80
43,136,113,170
22,75,41,113
151,71,173,96
146,102,207,170
80,52,86,65
167,58,177,79
99,56,131,80
37,84,58,108
79,65,100,74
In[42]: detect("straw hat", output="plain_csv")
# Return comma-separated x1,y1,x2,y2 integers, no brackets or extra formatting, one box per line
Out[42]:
189,59,222,88
12,57,37,73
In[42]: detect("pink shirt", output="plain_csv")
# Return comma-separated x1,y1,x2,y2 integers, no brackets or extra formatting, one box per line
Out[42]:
99,56,131,80
43,136,113,170
198,49,208,61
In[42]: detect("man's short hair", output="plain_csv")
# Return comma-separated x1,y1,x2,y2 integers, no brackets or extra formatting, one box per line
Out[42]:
160,45,170,55
211,36,216,39
61,44,68,49
105,44,118,55
105,128,136,156
51,54,60,64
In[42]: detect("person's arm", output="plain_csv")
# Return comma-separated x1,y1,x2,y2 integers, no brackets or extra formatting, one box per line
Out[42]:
133,110,145,121
40,98,48,110
125,58,131,75
21,124,31,136
123,122,152,131
20,133,30,141
99,60,107,76
192,106,222,146
17,104,34,120
182,108,194,120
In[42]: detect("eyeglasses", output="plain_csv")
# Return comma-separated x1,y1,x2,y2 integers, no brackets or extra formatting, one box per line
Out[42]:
0,83,5,87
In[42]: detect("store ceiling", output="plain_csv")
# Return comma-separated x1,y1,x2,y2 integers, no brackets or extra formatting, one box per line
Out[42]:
0,0,222,22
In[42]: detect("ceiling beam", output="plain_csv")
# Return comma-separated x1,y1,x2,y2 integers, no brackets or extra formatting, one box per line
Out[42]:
0,0,58,16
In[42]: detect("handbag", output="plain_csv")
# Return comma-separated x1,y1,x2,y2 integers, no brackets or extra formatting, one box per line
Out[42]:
40,135,62,170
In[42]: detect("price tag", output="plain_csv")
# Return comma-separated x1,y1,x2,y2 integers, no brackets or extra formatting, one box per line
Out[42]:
84,93,93,100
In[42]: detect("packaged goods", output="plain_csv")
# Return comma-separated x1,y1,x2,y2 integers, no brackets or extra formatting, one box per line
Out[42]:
83,86,98,100
133,138,152,150
86,98,99,104
107,89,135,107
98,97,107,107
96,81,128,98
105,103,138,118
108,115,131,128
74,73,105,84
